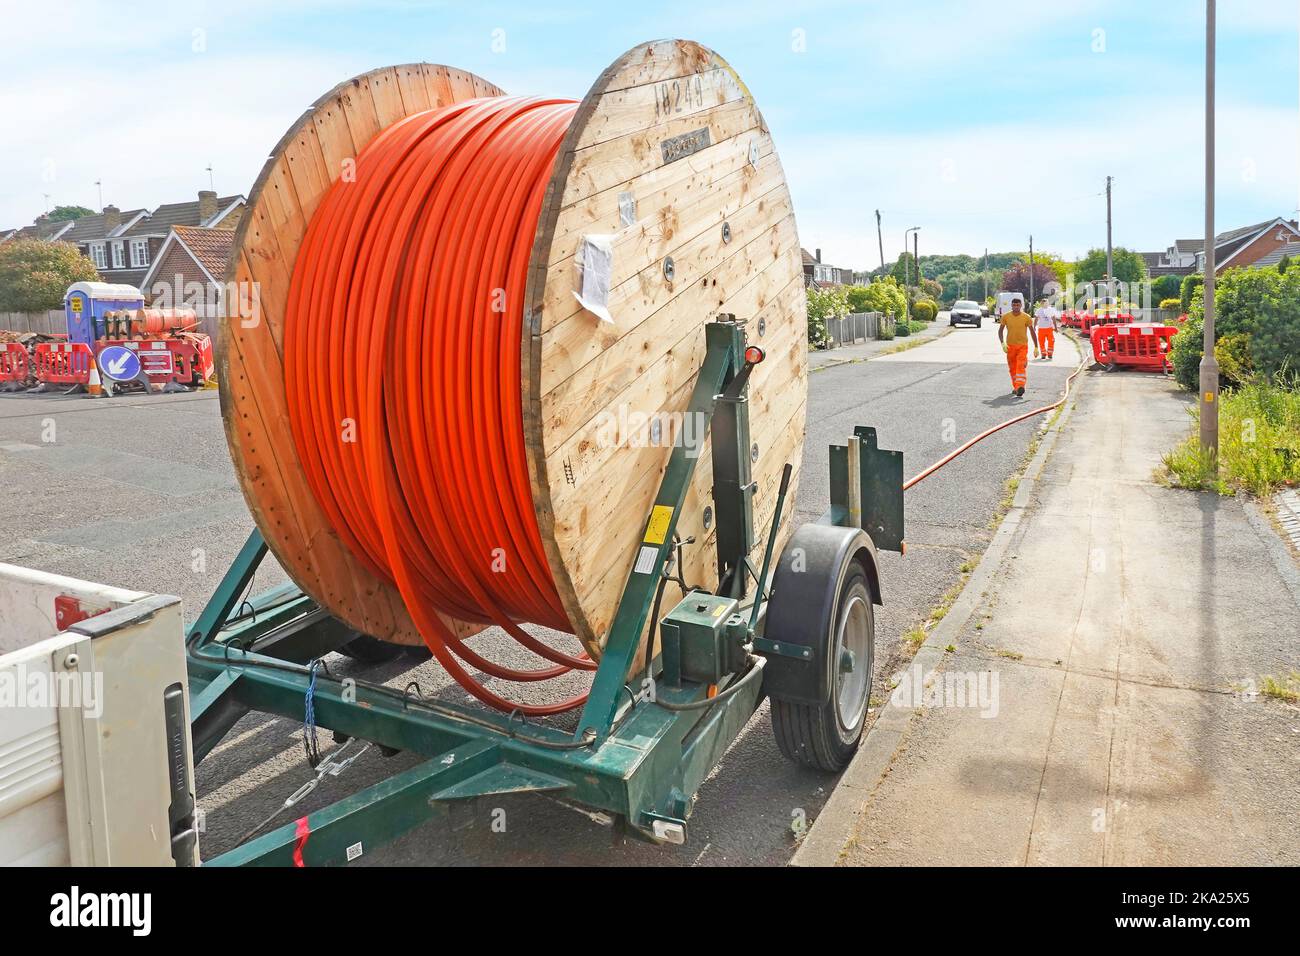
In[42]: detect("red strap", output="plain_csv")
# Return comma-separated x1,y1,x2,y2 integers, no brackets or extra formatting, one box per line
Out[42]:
292,815,310,867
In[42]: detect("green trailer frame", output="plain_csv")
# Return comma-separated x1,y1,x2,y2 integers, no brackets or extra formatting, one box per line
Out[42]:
186,317,902,865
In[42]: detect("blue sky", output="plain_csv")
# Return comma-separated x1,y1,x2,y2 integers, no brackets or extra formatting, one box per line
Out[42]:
2,0,1296,268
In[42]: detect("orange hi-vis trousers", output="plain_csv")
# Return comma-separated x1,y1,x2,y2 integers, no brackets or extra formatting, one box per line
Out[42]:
1007,343,1028,390
1037,328,1055,358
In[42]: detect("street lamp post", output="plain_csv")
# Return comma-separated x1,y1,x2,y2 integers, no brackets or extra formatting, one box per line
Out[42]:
1200,0,1219,458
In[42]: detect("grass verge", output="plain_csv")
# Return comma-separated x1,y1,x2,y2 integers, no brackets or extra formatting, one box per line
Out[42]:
1160,381,1300,496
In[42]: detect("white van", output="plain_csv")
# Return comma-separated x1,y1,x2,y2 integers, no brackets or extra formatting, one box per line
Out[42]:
995,291,1026,318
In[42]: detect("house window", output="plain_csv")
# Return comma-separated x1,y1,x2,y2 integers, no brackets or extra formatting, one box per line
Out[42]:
130,239,149,268
111,241,125,269
89,242,107,270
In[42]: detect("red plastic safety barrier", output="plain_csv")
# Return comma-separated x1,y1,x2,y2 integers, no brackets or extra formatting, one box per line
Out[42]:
33,342,94,385
1090,323,1178,371
0,342,28,387
94,333,215,388
1079,311,1134,333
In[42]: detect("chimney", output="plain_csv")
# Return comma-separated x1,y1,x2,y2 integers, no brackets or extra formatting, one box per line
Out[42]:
103,205,121,232
815,248,822,262
198,190,218,223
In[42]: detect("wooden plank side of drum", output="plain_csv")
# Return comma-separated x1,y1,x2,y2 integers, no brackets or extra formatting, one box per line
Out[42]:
538,150,786,336
537,168,791,424
545,129,772,267
552,277,806,589
525,41,805,656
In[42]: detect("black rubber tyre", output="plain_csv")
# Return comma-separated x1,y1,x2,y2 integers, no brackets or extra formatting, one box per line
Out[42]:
771,562,875,772
976,319,982,328
338,632,406,663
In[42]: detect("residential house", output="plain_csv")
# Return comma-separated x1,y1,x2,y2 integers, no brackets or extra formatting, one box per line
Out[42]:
1,215,80,244
1251,239,1300,270
801,247,854,287
2,191,245,289
140,224,235,310
1143,217,1300,278
76,191,245,288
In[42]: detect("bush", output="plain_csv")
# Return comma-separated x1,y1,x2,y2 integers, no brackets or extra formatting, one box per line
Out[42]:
1159,297,1182,311
846,278,907,321
911,299,937,322
1180,273,1203,313
0,239,100,312
1162,379,1300,495
1169,315,1204,391
805,284,849,348
895,322,911,337
1169,266,1300,390
1150,274,1182,304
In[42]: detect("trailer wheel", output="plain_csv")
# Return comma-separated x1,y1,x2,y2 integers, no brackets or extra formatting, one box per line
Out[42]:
770,559,875,772
338,632,406,663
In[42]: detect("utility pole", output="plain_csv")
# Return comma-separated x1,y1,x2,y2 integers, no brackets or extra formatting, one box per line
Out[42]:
913,230,920,286
903,226,920,324
1105,175,1114,301
1028,234,1034,308
875,209,885,273
983,247,989,300
1200,0,1220,458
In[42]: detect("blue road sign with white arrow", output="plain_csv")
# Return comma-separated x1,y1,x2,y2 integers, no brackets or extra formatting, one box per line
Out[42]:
99,345,141,382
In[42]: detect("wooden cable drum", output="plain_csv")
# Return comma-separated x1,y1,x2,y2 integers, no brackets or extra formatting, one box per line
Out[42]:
217,39,807,709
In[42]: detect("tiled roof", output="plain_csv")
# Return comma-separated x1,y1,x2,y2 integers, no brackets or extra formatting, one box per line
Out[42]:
801,247,817,266
63,210,148,244
121,195,243,237
1250,240,1300,269
169,225,235,280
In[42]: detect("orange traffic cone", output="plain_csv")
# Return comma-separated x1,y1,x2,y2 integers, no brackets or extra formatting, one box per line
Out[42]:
87,362,104,398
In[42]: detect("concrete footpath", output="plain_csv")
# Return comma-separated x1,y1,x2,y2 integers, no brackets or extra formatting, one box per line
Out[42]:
795,370,1300,866
809,317,948,372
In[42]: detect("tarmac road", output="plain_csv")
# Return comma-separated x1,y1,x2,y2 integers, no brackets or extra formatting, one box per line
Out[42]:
0,320,1079,866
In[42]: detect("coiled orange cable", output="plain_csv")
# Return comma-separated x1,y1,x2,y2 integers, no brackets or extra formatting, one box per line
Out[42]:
285,96,594,715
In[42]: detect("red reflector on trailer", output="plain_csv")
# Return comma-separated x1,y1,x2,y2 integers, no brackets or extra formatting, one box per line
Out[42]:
744,345,765,365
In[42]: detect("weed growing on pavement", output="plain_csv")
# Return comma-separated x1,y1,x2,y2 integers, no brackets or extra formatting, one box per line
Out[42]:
1161,381,1300,496
1259,672,1300,702
996,649,1024,660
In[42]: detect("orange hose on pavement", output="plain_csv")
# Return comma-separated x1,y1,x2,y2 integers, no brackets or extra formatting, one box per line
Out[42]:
284,97,592,716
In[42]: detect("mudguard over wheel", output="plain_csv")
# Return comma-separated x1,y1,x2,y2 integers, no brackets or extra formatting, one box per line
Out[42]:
763,524,879,771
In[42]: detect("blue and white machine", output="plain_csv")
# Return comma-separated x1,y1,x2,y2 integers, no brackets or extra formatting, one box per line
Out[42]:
63,282,144,346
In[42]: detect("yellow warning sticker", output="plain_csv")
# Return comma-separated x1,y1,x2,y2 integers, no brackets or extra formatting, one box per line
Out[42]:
70,297,83,313
644,505,674,545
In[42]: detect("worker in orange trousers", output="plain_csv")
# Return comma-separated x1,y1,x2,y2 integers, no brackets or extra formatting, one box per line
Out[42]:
1034,299,1059,360
998,296,1038,397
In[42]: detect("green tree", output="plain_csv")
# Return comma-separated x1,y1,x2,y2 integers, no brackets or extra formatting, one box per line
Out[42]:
47,205,94,222
1073,247,1147,285
1180,273,1203,312
891,251,919,286
0,239,100,312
